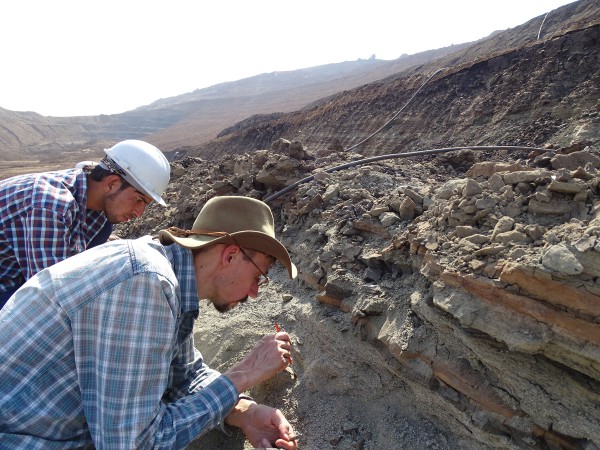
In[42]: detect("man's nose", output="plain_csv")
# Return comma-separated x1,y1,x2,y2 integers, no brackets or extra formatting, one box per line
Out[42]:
132,203,146,218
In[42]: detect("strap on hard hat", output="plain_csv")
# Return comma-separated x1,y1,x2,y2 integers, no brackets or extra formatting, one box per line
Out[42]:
99,157,127,177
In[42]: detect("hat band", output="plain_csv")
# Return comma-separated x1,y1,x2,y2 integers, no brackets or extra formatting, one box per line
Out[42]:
164,227,233,240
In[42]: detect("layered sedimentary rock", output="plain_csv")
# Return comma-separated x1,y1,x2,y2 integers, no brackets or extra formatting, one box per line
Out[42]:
118,143,600,449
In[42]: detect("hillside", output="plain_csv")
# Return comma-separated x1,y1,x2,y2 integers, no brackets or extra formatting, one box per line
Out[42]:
0,44,469,181
1,1,595,180
189,0,598,160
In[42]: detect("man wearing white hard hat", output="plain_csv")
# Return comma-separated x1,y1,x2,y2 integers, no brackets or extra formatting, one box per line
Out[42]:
0,196,299,449
0,139,170,308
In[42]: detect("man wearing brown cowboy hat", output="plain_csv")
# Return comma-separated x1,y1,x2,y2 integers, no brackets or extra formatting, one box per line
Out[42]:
0,196,299,449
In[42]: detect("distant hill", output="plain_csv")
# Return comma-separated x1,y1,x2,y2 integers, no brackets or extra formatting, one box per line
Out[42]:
0,0,597,180
0,43,470,179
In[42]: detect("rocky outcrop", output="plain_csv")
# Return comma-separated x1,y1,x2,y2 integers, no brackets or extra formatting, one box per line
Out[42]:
117,142,600,449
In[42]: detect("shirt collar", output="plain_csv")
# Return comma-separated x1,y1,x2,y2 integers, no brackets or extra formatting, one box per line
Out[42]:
163,242,199,313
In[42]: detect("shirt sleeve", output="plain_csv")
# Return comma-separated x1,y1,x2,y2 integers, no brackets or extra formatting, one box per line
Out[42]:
20,206,81,280
72,272,239,450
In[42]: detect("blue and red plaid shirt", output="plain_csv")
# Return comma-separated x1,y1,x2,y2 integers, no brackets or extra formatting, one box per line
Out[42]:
0,168,108,296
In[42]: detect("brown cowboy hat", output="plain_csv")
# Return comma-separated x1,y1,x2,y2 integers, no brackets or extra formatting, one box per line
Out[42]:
159,196,297,279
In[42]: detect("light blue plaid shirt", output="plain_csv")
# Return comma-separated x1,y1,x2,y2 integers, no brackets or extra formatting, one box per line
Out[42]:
0,236,238,449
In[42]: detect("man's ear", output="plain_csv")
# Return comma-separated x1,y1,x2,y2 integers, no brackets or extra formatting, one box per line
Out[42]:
221,244,240,265
104,175,123,193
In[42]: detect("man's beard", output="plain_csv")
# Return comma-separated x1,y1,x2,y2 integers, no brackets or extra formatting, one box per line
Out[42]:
103,190,122,224
214,296,248,313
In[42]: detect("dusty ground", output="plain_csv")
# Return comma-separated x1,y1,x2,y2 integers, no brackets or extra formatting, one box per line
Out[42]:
0,148,106,180
188,266,475,450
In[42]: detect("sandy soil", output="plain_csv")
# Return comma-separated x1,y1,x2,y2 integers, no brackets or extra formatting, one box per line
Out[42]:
187,265,481,450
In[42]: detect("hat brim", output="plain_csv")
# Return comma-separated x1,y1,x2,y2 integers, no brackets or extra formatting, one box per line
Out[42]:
159,229,297,279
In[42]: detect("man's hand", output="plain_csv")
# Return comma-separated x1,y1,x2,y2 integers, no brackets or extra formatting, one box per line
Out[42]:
224,332,292,392
225,401,298,450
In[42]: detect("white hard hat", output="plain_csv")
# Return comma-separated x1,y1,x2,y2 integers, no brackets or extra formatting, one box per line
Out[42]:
102,140,170,206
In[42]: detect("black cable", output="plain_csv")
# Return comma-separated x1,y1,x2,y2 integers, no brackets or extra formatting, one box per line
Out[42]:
263,145,548,203
345,68,446,152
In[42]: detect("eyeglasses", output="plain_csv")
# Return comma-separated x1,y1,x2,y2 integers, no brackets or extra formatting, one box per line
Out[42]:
229,236,270,287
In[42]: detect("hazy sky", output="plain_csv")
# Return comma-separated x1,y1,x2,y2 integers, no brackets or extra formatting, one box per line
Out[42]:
2,0,576,117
